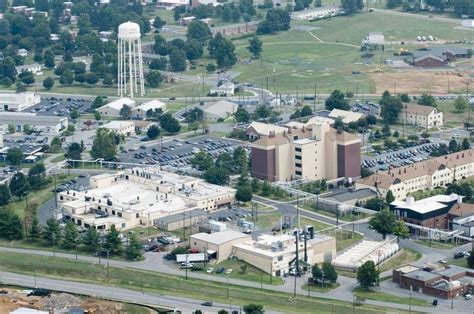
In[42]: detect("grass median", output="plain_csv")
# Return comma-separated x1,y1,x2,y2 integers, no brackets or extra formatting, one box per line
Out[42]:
353,287,429,307
0,252,414,314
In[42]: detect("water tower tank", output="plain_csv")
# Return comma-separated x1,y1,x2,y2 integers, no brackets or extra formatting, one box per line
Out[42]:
118,21,141,41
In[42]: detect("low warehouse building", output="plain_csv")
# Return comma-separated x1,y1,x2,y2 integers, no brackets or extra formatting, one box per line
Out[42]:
154,208,207,231
131,99,167,119
0,112,68,134
0,92,41,111
97,98,136,117
189,230,252,262
103,121,136,137
202,100,238,122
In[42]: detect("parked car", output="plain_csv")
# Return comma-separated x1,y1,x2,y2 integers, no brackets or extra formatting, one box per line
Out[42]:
216,267,225,274
207,267,214,274
464,294,472,300
201,301,213,306
180,262,194,269
225,268,233,275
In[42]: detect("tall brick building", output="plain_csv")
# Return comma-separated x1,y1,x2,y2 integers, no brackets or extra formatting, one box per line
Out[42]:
249,119,361,182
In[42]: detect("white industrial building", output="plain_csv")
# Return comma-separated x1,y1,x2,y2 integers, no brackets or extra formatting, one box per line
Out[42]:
97,98,136,117
156,0,189,9
202,100,238,121
332,239,399,270
131,99,167,119
210,81,235,96
453,215,474,237
103,121,136,137
15,63,42,76
0,112,68,134
0,92,41,111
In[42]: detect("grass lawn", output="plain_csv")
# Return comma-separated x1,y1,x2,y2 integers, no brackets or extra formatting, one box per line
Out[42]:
300,217,331,231
379,249,422,273
448,257,469,268
204,259,284,286
436,100,469,127
50,154,66,163
254,211,282,230
301,282,340,293
301,203,356,222
318,228,363,252
240,201,273,211
415,239,458,250
5,174,75,218
352,287,429,307
408,188,445,201
0,252,400,314
125,226,163,239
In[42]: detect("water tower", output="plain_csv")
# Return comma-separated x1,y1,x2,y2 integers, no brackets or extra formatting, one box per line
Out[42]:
117,21,145,98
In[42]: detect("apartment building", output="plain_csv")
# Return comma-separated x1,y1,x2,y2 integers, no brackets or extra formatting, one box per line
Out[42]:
356,149,474,200
250,120,361,182
58,168,235,231
398,103,444,128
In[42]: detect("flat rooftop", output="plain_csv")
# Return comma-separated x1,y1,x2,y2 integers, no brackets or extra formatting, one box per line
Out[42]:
191,230,250,245
402,269,441,282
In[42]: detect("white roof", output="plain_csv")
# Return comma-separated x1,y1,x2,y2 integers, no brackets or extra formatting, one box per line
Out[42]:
191,230,250,245
103,121,135,130
0,112,66,126
10,308,48,314
135,100,166,112
103,98,136,111
247,121,287,136
328,109,363,124
202,100,238,118
391,194,461,214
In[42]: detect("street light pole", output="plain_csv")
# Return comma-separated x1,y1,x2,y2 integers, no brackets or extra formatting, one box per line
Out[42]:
52,234,56,257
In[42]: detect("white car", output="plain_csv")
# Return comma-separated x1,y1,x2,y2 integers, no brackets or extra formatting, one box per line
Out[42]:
438,259,447,264
180,262,194,269
207,267,214,274
225,268,233,275
464,294,472,300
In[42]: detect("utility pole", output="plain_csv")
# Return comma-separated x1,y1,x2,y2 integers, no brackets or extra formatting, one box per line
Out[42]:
293,232,299,298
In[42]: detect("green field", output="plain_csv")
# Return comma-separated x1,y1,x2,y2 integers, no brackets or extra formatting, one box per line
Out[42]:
204,258,284,286
0,252,406,314
353,287,429,307
378,249,422,273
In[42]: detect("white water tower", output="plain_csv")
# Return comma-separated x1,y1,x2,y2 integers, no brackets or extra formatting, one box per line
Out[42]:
117,21,145,98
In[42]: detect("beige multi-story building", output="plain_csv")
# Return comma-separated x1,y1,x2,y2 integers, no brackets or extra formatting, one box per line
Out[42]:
398,103,444,129
250,119,361,182
58,168,235,231
233,233,336,277
103,121,136,137
357,149,474,201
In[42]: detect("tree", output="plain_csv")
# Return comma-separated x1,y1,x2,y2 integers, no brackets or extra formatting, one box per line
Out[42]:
322,262,338,283
357,260,379,289
169,49,187,72
90,128,118,160
243,304,264,314
462,138,470,150
82,227,100,252
70,108,79,120
92,96,105,109
235,176,253,202
67,142,83,160
380,91,402,124
149,57,168,70
257,8,290,35
43,76,54,90
300,105,313,117
6,147,23,165
147,125,160,139
341,0,364,15
62,221,79,249
203,167,230,185
325,90,350,111
19,71,35,85
417,93,437,107
28,163,47,191
247,36,263,59
206,63,216,72
191,151,213,171
0,184,10,205
50,136,62,152
312,263,323,280
29,214,40,241
104,225,122,255
85,72,99,85
119,104,132,119
126,233,143,260
254,105,271,121
59,69,74,85
400,93,410,103
159,113,181,133
385,190,395,204
235,107,250,123
152,16,166,31
94,110,102,121
44,50,55,68
448,139,458,152
16,82,27,93
393,221,409,244
468,251,474,269
146,71,163,88
208,33,237,69
454,96,468,113
368,209,396,239
42,218,61,246
233,146,248,174
186,20,212,42
0,208,23,240
9,172,28,199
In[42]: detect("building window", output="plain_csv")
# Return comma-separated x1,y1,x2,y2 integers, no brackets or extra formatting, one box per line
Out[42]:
278,256,283,261
295,171,302,175
295,147,301,152
136,213,139,218
295,155,302,160
295,163,302,168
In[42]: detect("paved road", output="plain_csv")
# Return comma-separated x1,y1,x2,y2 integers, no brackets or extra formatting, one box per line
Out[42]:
0,271,254,314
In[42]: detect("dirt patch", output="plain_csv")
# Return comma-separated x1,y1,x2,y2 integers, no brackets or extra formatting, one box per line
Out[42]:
370,70,473,94
0,288,137,313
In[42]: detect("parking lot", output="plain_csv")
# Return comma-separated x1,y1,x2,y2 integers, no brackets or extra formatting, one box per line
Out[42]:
118,136,247,167
22,96,94,117
363,141,446,171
